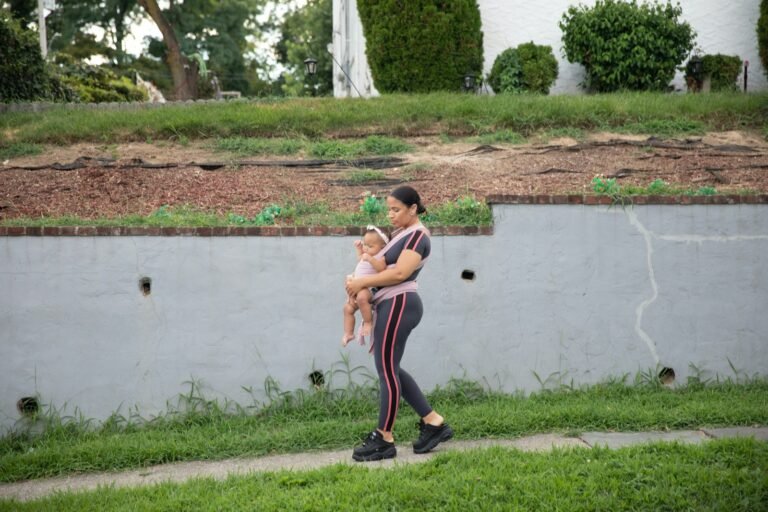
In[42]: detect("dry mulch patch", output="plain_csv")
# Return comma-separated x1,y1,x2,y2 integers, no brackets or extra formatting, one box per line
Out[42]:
1,132,767,219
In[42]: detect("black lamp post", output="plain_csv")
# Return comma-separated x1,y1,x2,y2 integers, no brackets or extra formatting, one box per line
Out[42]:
304,57,318,97
463,73,476,93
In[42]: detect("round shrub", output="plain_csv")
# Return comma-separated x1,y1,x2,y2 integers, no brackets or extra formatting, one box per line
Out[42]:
357,0,484,93
488,42,558,94
559,0,695,92
759,0,768,79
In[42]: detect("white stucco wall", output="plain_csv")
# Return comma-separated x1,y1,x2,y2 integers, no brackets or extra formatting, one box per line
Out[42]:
2,204,767,431
333,0,767,96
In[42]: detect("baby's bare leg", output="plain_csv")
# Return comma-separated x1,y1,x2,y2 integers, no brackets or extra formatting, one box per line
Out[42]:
342,299,357,346
356,289,374,337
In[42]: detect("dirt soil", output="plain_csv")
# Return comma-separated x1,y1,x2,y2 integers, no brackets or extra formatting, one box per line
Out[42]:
1,131,767,219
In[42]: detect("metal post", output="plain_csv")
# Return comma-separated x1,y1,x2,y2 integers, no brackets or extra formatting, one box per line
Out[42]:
38,0,47,58
743,60,749,93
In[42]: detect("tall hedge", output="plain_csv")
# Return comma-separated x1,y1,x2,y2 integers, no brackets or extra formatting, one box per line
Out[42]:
560,0,695,92
0,12,73,102
759,0,768,79
357,0,483,93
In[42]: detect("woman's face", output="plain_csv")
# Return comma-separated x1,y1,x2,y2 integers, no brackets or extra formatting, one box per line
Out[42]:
387,196,417,228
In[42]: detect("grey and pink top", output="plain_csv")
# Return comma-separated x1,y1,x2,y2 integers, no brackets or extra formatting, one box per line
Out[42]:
372,224,431,305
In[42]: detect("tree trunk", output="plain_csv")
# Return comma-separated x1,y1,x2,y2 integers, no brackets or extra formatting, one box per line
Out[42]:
137,0,197,100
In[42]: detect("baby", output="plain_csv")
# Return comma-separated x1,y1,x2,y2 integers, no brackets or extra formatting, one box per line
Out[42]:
342,226,389,346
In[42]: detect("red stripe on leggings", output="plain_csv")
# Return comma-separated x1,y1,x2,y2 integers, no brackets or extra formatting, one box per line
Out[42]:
382,294,405,431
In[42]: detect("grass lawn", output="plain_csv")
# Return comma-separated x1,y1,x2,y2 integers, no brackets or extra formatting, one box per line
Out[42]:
2,92,766,145
1,376,766,484
2,439,766,511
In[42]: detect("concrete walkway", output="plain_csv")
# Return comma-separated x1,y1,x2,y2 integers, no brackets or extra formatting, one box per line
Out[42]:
2,427,766,502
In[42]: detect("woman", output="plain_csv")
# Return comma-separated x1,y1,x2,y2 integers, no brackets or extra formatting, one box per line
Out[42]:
345,186,452,462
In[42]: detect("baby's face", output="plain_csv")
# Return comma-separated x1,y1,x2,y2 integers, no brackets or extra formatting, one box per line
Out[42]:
362,232,385,255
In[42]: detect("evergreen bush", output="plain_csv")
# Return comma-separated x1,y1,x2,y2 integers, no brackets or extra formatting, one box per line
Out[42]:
0,12,75,102
357,0,483,93
559,0,695,92
488,42,558,94
759,0,768,79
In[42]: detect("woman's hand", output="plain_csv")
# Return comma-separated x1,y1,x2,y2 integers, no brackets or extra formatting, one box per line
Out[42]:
345,277,365,296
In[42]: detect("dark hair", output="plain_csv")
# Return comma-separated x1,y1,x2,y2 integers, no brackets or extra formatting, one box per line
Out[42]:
390,186,427,214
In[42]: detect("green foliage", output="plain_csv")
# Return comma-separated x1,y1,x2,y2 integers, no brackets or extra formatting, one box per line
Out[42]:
592,176,719,202
310,136,411,159
213,137,305,156
560,0,696,92
422,196,492,226
359,192,386,219
253,204,282,225
148,0,266,95
357,0,484,93
488,42,558,94
702,54,742,92
344,169,386,185
276,0,333,97
759,0,768,79
0,142,42,160
0,13,76,103
56,58,148,103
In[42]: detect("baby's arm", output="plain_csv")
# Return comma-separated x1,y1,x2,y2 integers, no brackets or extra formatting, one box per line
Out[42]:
362,253,388,273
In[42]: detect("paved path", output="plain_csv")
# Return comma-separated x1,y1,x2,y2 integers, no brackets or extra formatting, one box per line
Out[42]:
2,427,766,502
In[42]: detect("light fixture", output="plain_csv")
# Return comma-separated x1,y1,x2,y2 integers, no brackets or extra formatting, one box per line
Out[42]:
304,57,318,76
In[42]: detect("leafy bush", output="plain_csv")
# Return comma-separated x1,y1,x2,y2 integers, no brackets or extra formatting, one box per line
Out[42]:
702,54,742,92
560,0,695,92
758,0,768,79
0,12,75,102
488,42,559,94
55,57,148,103
357,0,484,93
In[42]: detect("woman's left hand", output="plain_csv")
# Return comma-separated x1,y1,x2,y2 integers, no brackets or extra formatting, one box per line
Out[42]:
345,277,365,296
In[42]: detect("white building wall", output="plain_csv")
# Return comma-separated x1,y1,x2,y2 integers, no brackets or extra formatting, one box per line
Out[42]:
333,0,767,96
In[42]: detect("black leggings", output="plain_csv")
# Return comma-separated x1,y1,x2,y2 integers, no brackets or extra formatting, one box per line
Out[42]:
373,292,432,432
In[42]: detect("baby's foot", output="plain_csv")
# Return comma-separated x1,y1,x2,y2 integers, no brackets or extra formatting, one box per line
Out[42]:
361,322,372,338
342,333,355,347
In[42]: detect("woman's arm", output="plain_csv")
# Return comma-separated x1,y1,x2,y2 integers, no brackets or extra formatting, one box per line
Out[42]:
346,250,422,295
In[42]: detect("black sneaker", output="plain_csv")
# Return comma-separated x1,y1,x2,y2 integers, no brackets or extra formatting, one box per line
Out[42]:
352,430,397,462
413,420,454,454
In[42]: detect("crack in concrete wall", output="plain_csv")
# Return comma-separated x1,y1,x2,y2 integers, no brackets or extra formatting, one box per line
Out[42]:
625,209,661,366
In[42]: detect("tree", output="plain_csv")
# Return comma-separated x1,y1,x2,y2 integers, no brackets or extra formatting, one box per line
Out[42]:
0,11,75,102
141,0,265,97
138,0,197,100
6,0,36,25
275,0,332,96
357,0,484,93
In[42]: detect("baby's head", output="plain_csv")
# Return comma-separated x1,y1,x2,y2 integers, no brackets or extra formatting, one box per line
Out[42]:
362,226,388,255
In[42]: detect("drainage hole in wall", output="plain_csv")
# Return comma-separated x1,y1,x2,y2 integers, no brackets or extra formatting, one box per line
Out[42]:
659,367,676,385
139,277,152,296
309,371,325,388
17,397,39,417
461,270,476,281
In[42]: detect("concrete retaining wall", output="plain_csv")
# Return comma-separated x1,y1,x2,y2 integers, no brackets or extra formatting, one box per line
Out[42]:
1,201,767,430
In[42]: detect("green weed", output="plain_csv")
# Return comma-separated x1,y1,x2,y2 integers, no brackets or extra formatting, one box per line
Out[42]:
344,169,387,185
0,142,43,160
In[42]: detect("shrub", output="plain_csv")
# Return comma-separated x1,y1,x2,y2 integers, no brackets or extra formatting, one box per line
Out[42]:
0,12,75,102
560,0,695,92
357,0,484,93
56,57,148,103
758,0,768,79
488,42,558,94
702,54,742,92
